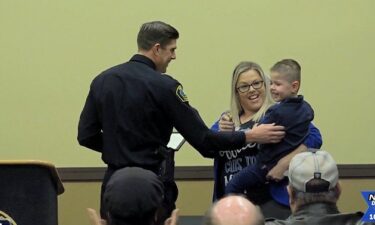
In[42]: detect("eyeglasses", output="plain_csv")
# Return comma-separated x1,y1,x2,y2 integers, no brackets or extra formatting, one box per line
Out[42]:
236,80,264,93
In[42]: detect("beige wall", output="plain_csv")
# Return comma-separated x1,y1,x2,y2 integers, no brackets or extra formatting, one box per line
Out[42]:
0,1,373,224
58,179,373,225
1,1,374,223
1,1,375,167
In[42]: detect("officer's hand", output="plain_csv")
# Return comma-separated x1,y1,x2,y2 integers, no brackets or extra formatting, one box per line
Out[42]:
219,112,234,131
245,123,285,144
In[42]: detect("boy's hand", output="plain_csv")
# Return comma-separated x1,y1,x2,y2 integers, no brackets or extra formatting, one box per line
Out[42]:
266,144,307,181
266,157,289,181
245,123,285,144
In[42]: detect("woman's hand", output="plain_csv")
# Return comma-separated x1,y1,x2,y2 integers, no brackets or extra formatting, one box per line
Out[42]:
218,112,235,131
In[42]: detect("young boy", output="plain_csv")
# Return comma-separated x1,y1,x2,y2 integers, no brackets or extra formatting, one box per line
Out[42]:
225,59,314,195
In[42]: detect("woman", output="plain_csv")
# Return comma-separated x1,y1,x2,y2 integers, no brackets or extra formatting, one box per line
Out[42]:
208,61,322,219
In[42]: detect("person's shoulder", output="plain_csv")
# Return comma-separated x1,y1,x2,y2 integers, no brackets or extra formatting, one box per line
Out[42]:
91,62,128,81
296,95,314,115
158,74,190,103
280,95,303,104
89,72,106,89
153,73,182,91
160,73,180,85
279,96,313,110
89,62,126,84
286,95,312,107
338,211,370,225
300,96,314,109
263,102,279,117
100,61,129,74
265,217,289,225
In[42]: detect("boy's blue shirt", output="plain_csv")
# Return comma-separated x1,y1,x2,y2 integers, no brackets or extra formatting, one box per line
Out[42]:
257,95,314,167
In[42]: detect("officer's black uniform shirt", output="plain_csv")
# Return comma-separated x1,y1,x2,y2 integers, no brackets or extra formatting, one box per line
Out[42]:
78,54,245,168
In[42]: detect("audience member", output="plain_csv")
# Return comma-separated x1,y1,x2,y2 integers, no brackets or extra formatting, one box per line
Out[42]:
204,195,264,225
103,167,172,225
265,150,370,225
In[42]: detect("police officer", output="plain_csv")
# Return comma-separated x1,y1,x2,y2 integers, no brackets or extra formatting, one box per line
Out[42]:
77,21,285,223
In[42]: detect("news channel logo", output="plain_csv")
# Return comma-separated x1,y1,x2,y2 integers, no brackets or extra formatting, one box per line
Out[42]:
361,191,375,222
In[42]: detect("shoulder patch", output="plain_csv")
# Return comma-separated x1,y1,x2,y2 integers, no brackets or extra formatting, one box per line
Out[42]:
176,85,188,102
0,210,17,225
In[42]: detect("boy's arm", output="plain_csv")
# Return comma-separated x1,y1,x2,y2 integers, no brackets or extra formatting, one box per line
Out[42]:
266,122,322,180
303,122,323,149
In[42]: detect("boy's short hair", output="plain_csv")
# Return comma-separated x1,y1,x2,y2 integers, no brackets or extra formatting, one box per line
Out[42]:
271,59,301,83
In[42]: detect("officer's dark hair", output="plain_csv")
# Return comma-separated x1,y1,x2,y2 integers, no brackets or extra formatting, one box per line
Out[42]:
289,179,340,211
137,21,179,51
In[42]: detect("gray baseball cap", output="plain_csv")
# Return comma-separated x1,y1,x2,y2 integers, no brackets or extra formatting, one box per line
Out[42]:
288,150,339,192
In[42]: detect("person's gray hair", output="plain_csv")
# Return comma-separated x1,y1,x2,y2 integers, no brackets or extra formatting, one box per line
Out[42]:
289,179,340,211
137,21,179,51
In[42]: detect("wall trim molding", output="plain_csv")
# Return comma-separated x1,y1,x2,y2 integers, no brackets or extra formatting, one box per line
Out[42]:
58,164,375,182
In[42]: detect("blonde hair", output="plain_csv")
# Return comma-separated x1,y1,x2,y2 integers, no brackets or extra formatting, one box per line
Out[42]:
230,61,274,127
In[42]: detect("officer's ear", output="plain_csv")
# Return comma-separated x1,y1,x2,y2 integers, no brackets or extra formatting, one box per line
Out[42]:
152,43,161,56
